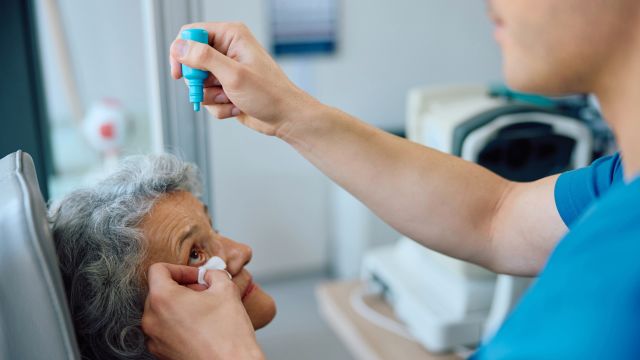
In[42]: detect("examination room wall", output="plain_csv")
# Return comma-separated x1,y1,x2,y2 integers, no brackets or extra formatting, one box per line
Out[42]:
204,0,502,279
34,0,154,198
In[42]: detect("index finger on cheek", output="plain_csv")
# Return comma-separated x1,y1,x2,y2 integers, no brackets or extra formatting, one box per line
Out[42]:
203,269,234,287
148,262,200,287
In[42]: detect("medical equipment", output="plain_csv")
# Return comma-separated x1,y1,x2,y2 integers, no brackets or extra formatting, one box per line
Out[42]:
197,256,229,285
181,29,209,112
361,85,599,353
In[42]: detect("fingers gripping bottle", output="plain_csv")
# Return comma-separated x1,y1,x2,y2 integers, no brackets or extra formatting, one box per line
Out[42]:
181,28,209,111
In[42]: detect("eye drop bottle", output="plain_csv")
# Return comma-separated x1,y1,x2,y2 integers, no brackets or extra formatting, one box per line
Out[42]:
181,28,209,111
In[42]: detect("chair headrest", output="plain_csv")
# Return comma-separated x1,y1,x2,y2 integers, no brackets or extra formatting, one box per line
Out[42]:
0,150,79,359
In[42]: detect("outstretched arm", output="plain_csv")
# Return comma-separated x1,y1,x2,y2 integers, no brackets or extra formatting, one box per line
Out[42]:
280,105,566,276
170,22,567,276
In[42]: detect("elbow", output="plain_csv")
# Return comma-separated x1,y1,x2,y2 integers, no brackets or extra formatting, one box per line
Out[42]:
481,180,523,274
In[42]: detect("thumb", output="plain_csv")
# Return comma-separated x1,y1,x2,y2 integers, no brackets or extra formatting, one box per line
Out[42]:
202,270,241,296
171,39,238,83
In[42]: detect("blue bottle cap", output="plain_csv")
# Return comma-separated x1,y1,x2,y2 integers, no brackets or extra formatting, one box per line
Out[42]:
181,28,208,43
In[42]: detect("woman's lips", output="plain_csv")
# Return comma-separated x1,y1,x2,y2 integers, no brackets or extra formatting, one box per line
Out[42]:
233,270,257,302
241,281,256,301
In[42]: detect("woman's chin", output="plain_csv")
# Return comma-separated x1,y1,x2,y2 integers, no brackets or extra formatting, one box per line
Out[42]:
253,309,276,330
246,288,277,330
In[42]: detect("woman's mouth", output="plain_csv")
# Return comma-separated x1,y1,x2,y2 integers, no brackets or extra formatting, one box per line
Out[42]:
232,270,257,302
241,280,256,301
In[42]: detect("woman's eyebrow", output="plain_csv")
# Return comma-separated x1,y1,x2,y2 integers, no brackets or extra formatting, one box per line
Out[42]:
203,204,213,226
175,224,197,254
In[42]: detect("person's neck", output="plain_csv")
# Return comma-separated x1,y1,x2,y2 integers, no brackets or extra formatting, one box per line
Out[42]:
595,33,640,181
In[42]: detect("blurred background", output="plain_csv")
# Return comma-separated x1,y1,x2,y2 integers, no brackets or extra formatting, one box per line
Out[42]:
1,0,506,358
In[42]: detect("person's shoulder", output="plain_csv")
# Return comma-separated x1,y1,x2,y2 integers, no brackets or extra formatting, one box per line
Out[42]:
548,176,640,283
554,152,625,227
572,176,640,237
587,152,624,187
596,175,640,213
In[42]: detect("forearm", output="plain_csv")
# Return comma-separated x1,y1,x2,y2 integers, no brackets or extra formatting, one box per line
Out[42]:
277,104,512,267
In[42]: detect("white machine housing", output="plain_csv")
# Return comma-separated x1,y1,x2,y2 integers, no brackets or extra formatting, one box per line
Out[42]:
362,85,593,352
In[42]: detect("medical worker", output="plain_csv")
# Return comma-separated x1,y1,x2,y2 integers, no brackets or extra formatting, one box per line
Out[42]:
142,1,640,358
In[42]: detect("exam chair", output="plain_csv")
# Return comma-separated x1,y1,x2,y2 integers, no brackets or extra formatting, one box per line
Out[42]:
0,150,80,359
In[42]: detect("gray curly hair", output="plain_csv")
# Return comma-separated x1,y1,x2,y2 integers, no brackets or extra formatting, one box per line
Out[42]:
49,154,202,359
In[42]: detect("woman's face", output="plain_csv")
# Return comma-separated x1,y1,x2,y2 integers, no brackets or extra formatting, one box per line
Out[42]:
140,191,276,329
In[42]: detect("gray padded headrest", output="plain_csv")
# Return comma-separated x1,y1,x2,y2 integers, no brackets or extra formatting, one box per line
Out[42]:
0,150,79,359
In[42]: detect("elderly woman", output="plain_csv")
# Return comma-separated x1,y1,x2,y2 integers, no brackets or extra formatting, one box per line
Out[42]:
50,154,276,359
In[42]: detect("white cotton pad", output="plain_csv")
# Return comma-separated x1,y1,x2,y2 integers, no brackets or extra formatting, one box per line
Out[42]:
197,256,227,285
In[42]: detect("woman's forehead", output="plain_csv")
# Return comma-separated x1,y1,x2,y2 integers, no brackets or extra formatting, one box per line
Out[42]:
155,191,207,217
141,192,210,240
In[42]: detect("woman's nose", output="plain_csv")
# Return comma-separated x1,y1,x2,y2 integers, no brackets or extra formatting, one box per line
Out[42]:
221,236,253,275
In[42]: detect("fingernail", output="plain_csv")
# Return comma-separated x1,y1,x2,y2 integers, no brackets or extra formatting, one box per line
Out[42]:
174,39,189,58
214,94,227,103
231,107,241,116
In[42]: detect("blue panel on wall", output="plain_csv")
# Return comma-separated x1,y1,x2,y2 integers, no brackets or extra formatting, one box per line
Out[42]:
271,0,338,57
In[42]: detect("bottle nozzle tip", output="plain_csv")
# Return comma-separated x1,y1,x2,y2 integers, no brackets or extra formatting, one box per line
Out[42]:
193,102,200,112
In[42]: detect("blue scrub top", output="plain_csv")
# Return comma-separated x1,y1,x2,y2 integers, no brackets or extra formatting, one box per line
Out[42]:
473,153,640,359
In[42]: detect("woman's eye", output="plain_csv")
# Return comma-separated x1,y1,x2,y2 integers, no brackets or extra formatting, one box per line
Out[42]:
188,248,207,266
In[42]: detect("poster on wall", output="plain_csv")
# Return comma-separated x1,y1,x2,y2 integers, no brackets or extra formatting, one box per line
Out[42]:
270,0,338,56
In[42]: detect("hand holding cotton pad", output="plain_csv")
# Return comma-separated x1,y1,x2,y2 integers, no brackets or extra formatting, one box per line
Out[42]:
197,256,232,285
